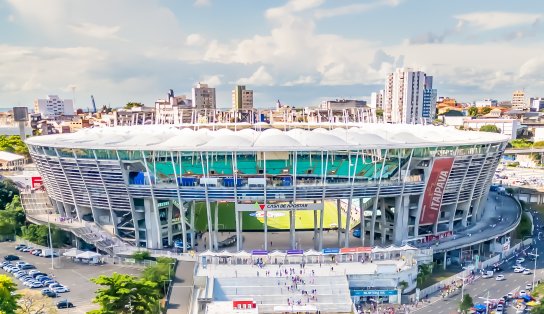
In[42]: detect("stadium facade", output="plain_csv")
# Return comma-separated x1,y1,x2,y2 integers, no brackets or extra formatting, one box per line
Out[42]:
25,123,509,252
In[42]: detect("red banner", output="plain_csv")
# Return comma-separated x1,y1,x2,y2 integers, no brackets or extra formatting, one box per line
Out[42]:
419,157,454,225
31,177,43,189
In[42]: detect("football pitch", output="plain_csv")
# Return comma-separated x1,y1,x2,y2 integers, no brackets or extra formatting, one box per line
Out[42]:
193,201,357,232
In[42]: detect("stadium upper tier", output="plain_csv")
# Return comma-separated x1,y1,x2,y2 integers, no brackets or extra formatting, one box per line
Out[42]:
25,124,508,151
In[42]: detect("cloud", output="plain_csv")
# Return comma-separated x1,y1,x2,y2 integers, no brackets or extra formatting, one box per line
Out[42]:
7,14,15,22
314,0,402,19
409,32,445,45
194,0,211,7
69,22,121,40
237,66,275,86
201,74,222,86
266,0,325,20
454,12,542,31
283,75,316,86
186,33,206,46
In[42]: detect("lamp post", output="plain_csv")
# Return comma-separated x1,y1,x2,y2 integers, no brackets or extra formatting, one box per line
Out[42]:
529,248,538,290
47,211,54,270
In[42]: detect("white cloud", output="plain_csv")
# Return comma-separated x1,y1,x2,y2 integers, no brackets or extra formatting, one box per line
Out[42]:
283,75,316,86
454,12,542,31
194,0,211,7
186,33,206,46
201,74,223,87
69,22,121,40
266,0,325,20
7,14,15,22
237,66,275,86
519,57,544,80
314,0,402,19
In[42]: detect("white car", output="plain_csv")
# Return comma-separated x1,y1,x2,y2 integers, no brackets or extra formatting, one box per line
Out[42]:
526,283,533,290
516,257,525,264
52,286,69,293
514,267,525,273
523,269,532,275
496,275,505,281
520,290,527,296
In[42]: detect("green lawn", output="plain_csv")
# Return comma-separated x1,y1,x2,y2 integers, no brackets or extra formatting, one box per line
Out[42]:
193,201,356,232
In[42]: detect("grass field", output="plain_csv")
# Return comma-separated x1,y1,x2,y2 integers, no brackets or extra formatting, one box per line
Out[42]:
193,201,357,232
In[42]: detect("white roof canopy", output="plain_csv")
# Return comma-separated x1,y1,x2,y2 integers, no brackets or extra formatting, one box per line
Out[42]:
75,251,102,259
26,124,509,151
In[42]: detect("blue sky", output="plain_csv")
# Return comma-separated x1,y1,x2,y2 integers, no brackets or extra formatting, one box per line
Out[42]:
1,0,543,109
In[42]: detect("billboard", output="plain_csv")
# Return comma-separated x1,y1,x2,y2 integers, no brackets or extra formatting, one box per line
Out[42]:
419,157,454,225
31,176,43,189
235,202,324,212
12,107,28,122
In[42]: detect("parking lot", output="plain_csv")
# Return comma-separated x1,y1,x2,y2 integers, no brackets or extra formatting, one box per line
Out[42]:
1,242,143,313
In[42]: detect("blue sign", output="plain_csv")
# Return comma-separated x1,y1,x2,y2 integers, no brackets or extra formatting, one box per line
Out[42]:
322,248,340,254
251,250,268,255
350,290,397,297
287,250,304,255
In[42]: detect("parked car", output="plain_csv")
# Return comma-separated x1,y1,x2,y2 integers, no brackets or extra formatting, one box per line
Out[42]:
56,300,74,309
4,255,19,261
15,244,27,251
41,289,58,298
20,264,35,270
514,267,525,273
495,275,505,281
523,269,532,275
52,286,69,293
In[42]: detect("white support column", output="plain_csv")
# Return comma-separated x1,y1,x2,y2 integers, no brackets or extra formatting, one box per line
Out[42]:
54,148,82,221
170,151,188,253
214,202,219,251
319,150,329,251
370,149,389,246
360,198,365,247
337,199,342,247
191,201,196,249
200,152,213,251
344,150,359,247
141,151,163,249
263,151,268,251
290,209,296,250
380,198,387,245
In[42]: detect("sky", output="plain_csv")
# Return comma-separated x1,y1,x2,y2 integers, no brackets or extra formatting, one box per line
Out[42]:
1,0,543,110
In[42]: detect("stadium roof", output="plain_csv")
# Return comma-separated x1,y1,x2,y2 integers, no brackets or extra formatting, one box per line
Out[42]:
26,124,509,151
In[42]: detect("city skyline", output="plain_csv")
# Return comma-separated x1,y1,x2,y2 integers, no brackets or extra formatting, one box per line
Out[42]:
1,0,543,108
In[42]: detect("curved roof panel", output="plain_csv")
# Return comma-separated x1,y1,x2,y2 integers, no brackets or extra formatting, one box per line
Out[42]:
25,124,509,151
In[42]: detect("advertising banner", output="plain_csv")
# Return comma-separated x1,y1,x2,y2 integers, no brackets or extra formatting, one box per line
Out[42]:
419,157,454,225
31,176,43,188
235,202,324,212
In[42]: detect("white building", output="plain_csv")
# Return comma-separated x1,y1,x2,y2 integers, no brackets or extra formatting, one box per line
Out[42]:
34,95,74,119
232,85,254,110
463,118,520,140
530,97,544,112
192,83,216,110
474,99,498,108
0,151,25,171
370,90,384,110
383,68,426,124
511,90,527,111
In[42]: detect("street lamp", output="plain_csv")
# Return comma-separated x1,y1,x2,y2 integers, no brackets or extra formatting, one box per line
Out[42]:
47,211,54,270
529,248,538,290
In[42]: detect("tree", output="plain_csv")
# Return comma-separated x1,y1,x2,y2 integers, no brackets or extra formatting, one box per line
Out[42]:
480,107,492,115
375,108,384,118
416,263,434,286
468,106,478,117
459,293,473,313
143,257,176,296
479,125,500,133
132,250,151,261
90,272,160,314
0,135,29,158
0,179,19,210
397,280,408,293
124,102,144,110
16,289,57,314
0,274,20,314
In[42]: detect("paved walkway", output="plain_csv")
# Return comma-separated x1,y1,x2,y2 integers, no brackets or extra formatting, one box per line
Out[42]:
167,261,195,314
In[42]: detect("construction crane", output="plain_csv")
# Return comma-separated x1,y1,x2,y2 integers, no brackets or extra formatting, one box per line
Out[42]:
90,95,97,113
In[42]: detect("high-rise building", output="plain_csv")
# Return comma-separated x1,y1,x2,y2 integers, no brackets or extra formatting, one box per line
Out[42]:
422,76,437,122
192,83,216,110
511,90,527,111
530,97,544,112
370,90,384,110
232,85,254,110
34,95,74,119
383,68,427,124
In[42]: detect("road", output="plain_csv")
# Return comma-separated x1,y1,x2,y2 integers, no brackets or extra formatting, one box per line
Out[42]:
415,208,544,314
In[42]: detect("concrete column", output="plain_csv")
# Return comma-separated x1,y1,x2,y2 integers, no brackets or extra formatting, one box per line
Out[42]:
313,209,318,250
370,196,378,246
205,200,213,251
167,203,173,246
380,198,387,245
190,201,196,249
290,209,296,249
344,198,352,248
360,198,365,247
337,199,342,247
235,205,241,251
393,196,410,245
443,251,447,270
214,202,219,250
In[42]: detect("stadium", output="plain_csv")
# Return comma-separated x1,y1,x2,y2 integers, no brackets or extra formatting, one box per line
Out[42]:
24,123,508,253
